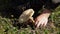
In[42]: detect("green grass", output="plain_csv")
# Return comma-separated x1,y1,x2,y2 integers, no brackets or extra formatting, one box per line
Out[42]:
0,5,60,34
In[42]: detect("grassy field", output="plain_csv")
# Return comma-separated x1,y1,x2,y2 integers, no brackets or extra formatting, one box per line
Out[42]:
0,6,60,34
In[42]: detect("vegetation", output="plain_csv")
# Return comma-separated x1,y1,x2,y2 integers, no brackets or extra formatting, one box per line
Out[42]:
0,5,60,34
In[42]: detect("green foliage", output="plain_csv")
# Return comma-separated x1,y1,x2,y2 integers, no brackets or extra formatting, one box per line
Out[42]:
50,5,60,27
